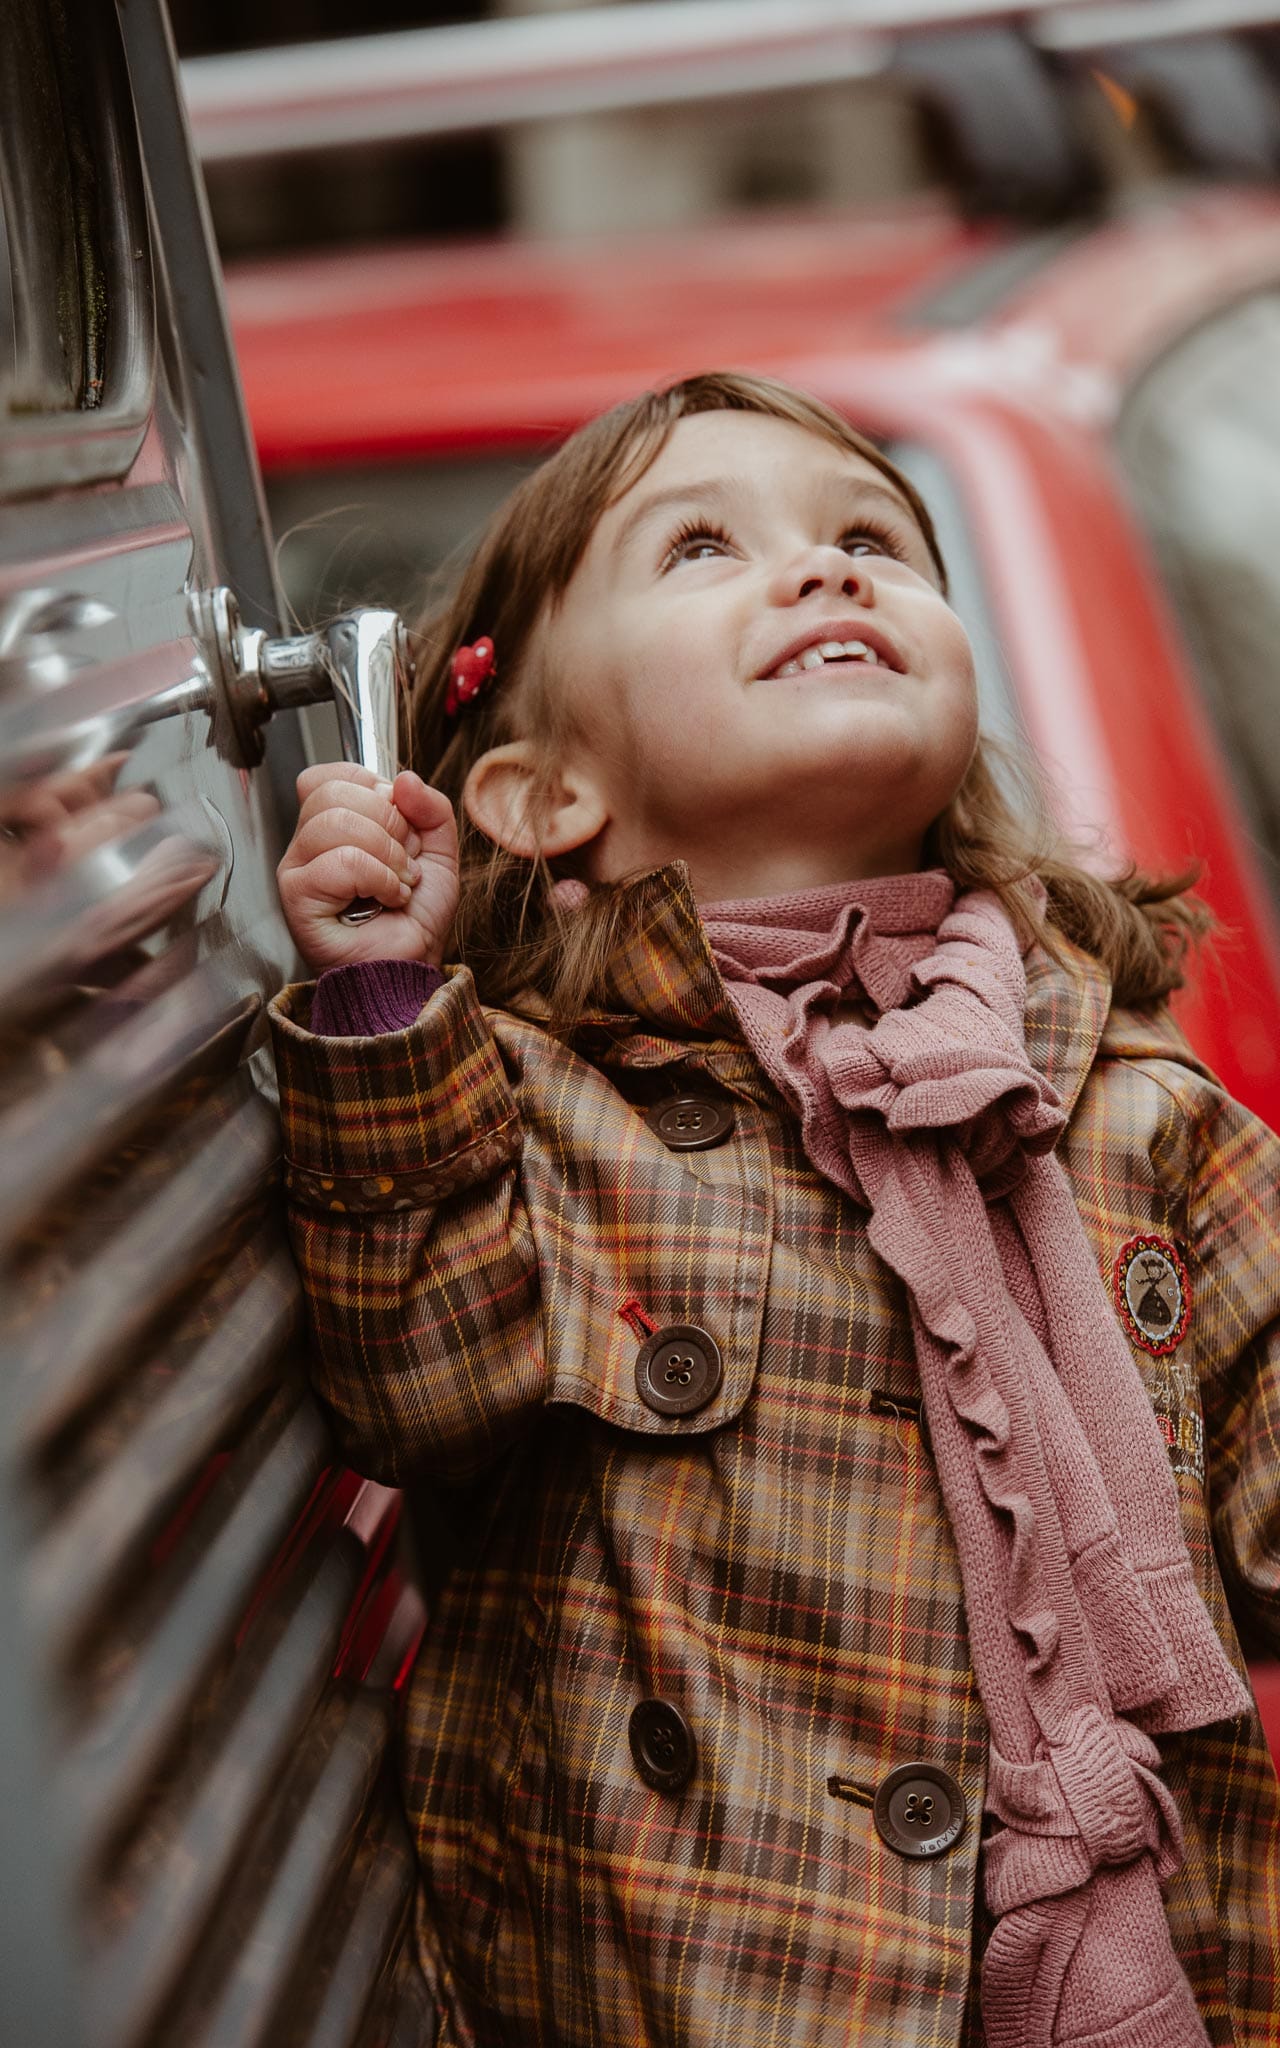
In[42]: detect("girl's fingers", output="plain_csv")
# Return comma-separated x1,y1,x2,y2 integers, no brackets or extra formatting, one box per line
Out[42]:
285,807,419,884
280,765,458,971
293,768,454,860
294,760,381,806
296,777,414,847
291,845,413,914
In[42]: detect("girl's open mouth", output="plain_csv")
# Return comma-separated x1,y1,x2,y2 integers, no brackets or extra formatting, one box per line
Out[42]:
761,626,905,680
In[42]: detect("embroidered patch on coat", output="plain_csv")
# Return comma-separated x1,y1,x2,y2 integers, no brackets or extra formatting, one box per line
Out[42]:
1157,1401,1206,1486
1112,1235,1191,1358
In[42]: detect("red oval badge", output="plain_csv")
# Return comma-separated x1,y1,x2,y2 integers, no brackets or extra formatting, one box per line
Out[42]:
1112,1235,1191,1358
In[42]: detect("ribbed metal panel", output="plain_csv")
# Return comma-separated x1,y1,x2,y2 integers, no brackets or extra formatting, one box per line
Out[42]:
1,3,428,2039
28,1251,299,1661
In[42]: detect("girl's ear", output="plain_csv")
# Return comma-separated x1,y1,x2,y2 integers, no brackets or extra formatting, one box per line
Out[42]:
463,740,609,860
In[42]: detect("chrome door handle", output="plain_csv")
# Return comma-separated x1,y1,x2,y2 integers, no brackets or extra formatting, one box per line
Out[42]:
197,586,412,924
199,586,410,777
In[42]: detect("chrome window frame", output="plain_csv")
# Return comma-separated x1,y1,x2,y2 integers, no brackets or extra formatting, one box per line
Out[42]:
0,0,155,497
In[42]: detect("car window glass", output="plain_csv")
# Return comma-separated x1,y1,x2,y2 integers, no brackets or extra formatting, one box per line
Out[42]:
1117,290,1280,893
888,439,1030,767
267,453,539,630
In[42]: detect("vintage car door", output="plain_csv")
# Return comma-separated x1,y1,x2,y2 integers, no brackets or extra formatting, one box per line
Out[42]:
1,4,430,2043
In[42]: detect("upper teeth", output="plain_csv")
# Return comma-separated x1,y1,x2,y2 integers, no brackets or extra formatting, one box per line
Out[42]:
773,639,880,678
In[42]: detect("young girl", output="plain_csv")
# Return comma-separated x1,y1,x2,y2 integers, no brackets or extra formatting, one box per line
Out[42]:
270,373,1280,2048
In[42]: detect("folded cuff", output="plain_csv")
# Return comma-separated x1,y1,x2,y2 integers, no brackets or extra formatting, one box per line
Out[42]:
269,963,520,1205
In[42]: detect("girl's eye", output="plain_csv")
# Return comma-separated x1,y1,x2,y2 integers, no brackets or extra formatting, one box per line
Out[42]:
839,520,909,562
662,518,735,569
660,513,914,569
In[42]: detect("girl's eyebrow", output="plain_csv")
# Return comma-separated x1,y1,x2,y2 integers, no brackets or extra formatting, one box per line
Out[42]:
612,477,735,556
612,472,919,556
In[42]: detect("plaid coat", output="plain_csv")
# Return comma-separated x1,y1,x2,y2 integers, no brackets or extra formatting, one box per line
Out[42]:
271,866,1280,2048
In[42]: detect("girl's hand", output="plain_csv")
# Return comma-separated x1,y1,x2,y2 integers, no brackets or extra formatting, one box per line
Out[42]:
277,764,459,973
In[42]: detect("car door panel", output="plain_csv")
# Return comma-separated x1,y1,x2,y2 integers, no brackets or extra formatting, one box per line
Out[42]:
1,6,429,2043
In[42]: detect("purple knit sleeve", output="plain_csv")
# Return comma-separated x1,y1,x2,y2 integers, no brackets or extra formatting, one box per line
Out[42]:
309,958,445,1037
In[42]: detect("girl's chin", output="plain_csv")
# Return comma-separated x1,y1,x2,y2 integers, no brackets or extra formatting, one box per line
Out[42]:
777,715,975,792
773,741,952,798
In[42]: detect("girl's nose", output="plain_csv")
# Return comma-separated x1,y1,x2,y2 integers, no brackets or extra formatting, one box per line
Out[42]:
769,543,875,607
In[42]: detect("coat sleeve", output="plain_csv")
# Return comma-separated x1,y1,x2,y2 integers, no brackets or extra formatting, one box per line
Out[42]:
269,966,544,1484
1188,1083,1280,1654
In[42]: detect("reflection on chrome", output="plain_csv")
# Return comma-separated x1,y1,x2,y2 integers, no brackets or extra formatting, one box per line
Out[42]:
0,760,221,1021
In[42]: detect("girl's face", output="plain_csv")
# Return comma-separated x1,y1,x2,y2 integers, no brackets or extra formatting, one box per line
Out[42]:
537,411,979,898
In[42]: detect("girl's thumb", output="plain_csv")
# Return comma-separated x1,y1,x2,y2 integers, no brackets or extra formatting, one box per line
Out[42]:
392,771,455,838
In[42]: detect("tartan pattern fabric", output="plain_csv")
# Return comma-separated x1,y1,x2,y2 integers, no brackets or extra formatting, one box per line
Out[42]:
270,865,1280,2047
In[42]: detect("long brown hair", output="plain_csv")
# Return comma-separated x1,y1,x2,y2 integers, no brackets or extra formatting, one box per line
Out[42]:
407,370,1207,1028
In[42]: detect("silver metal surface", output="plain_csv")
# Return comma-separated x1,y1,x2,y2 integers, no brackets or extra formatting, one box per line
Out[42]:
28,1252,298,1661
0,0,154,492
0,807,224,1023
299,1808,419,2048
321,611,406,786
2,2,425,2037
324,610,407,925
180,0,1280,162
85,1529,361,2048
62,1398,332,1868
174,1695,391,2048
118,0,282,636
6,1090,282,1453
0,1486,81,2048
0,970,259,1243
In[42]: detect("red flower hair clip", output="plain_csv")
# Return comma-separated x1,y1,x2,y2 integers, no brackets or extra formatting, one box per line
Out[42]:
445,636,497,717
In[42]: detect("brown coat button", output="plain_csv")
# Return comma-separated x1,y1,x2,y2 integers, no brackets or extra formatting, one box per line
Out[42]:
635,1325,723,1416
629,1698,696,1793
646,1092,735,1151
873,1763,967,1858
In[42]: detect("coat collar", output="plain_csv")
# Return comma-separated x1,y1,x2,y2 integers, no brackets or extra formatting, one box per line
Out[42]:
1023,934,1113,1120
529,861,1113,1118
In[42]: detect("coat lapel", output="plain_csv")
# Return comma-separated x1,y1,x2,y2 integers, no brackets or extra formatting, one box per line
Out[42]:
1022,937,1112,1119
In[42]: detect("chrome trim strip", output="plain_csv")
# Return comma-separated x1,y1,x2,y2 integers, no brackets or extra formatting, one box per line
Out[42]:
181,0,1280,161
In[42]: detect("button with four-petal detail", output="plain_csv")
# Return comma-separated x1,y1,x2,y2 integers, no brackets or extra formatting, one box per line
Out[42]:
873,1762,966,1858
635,1325,723,1416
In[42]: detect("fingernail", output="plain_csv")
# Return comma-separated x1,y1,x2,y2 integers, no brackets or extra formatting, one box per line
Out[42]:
399,880,411,901
406,859,422,883
375,780,394,799
407,831,422,857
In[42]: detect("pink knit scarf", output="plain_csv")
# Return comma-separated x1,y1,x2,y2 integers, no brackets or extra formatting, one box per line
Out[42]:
702,872,1248,2048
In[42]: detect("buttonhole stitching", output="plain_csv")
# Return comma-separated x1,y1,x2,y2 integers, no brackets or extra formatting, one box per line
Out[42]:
827,1776,874,1808
869,1387,925,1455
618,1297,657,1340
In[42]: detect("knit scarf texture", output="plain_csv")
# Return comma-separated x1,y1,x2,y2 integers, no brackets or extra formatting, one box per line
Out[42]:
701,871,1248,2048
